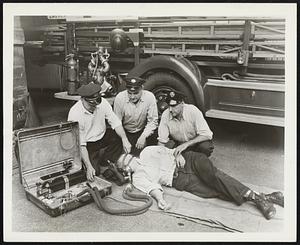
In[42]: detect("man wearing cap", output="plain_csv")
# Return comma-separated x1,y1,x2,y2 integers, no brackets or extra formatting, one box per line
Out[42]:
113,76,158,156
68,83,132,181
158,89,214,158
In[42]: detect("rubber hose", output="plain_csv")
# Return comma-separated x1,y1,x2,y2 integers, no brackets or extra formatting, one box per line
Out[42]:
77,186,153,216
93,186,153,216
77,188,104,210
121,188,153,215
93,187,149,216
123,191,151,202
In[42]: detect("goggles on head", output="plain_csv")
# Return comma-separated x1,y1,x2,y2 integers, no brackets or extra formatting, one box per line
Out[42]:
84,94,102,105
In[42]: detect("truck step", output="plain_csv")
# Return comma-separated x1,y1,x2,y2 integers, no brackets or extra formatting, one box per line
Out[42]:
205,109,284,127
206,79,285,92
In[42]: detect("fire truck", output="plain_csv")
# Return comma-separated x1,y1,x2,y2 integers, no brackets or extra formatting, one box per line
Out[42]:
19,16,285,127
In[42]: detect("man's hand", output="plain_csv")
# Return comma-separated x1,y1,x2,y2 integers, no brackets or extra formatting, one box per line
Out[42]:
175,154,186,168
122,138,132,154
174,142,189,157
86,166,96,181
136,135,146,150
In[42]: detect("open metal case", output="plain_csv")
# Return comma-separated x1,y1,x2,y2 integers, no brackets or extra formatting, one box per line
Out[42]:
16,121,112,217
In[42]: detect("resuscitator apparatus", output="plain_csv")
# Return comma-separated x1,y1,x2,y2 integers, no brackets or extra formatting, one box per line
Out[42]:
88,47,114,96
16,121,153,217
65,53,79,95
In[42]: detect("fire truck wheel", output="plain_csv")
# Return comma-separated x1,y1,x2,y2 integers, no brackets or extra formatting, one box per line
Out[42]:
144,72,195,114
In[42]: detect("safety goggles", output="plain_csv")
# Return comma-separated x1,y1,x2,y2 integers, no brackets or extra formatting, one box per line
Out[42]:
84,95,102,105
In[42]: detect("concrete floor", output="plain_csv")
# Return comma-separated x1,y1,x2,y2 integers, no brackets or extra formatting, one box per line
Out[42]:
11,90,285,234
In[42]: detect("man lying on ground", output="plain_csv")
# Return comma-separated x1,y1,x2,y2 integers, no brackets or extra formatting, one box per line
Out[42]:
115,145,284,220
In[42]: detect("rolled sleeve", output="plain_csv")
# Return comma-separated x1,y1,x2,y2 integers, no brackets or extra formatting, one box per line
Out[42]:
157,110,170,144
104,99,122,129
68,108,87,146
113,94,124,121
141,96,159,138
67,107,77,123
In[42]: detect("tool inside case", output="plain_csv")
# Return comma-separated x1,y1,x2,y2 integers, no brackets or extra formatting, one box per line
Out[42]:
16,122,112,216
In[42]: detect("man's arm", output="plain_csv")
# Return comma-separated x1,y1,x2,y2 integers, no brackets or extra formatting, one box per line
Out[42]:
173,134,211,157
114,125,132,153
136,94,159,149
81,146,96,181
113,94,123,120
157,110,170,145
141,94,159,138
193,105,213,140
68,104,96,181
174,106,213,156
103,98,132,153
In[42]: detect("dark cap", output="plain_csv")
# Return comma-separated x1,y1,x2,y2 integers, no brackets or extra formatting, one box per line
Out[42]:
166,90,185,106
125,76,145,92
77,83,102,98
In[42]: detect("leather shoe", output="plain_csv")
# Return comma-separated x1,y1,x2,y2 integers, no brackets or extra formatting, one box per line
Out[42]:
265,191,284,207
254,193,276,220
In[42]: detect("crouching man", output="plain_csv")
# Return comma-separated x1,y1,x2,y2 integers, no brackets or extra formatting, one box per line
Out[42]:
68,83,131,181
114,76,159,156
158,90,214,158
116,145,284,220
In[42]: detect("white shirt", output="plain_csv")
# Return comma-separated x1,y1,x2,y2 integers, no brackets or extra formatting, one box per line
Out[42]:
158,104,213,144
130,146,177,194
114,90,158,138
68,98,121,146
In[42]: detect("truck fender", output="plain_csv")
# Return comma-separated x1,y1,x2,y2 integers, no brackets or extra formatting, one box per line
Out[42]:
127,55,205,111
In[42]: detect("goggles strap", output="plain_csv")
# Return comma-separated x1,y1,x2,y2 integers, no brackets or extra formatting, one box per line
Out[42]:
121,153,135,167
120,153,128,166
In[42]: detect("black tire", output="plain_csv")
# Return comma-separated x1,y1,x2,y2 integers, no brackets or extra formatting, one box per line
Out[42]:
144,72,195,105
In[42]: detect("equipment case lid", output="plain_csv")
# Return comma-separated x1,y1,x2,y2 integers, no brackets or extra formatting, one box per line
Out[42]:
16,121,82,188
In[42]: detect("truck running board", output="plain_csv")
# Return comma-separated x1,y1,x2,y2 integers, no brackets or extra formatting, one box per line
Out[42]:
206,79,285,92
205,109,284,127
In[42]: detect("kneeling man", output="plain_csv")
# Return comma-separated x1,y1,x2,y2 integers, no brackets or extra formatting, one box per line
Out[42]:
114,76,159,156
158,90,214,157
68,83,131,181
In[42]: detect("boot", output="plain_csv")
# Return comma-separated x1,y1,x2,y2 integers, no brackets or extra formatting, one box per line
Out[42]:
253,193,276,220
265,191,284,207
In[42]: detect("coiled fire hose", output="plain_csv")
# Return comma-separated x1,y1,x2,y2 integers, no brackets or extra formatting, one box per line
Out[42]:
77,185,153,216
